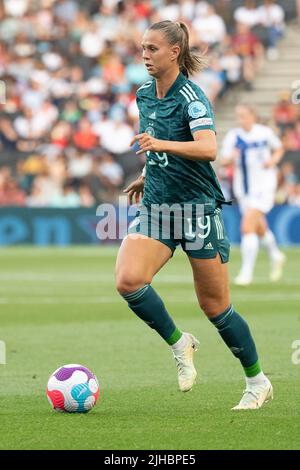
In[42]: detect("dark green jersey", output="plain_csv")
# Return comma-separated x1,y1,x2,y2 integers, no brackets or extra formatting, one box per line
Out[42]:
136,72,226,213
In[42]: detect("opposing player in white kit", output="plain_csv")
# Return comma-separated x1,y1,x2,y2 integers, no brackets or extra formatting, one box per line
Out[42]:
221,104,285,285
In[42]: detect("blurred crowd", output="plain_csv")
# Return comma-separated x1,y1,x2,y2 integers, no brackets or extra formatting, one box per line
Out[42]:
273,90,300,205
0,0,298,208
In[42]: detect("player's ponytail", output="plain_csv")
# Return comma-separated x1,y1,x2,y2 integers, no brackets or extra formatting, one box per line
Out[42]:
148,20,208,78
176,22,208,77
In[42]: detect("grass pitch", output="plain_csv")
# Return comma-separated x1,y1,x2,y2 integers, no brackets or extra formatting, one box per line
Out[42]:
0,246,299,450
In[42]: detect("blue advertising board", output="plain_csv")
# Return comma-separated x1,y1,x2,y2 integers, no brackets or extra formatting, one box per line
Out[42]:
0,205,299,246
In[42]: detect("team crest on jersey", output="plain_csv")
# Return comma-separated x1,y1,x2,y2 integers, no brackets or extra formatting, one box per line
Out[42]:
188,101,207,119
145,125,155,137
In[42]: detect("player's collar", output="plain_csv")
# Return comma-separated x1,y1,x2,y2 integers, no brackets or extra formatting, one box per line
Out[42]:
153,72,187,100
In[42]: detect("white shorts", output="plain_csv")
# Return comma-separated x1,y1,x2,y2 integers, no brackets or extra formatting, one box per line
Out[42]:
237,191,275,214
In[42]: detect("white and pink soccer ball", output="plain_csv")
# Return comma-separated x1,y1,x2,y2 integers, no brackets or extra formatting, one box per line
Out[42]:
47,364,100,413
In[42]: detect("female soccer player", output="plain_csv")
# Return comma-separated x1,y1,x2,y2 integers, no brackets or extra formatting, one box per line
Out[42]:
116,20,273,410
221,104,285,286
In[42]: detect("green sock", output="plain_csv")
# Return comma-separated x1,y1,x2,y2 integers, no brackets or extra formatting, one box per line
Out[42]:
210,305,262,376
122,284,182,345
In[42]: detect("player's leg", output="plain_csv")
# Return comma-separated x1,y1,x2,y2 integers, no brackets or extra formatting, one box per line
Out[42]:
258,214,286,282
235,207,260,286
117,207,202,392
188,254,273,410
116,234,180,341
116,234,198,392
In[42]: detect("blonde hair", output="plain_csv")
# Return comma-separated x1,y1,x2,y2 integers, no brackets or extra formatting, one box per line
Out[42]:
148,20,208,77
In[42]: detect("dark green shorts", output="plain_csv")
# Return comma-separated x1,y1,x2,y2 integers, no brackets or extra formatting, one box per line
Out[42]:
128,205,230,263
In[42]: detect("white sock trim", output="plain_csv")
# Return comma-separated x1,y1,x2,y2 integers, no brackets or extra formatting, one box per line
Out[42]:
246,371,268,387
171,333,188,351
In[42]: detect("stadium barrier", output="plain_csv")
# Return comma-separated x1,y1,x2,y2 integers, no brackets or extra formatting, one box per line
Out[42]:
0,205,300,246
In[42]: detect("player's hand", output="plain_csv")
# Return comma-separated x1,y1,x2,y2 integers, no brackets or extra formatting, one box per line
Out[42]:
123,175,145,205
130,133,164,155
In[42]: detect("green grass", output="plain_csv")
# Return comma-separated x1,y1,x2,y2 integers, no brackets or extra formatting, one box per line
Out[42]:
0,246,299,450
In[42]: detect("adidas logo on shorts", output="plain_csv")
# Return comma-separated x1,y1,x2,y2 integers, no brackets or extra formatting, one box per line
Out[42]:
204,242,214,250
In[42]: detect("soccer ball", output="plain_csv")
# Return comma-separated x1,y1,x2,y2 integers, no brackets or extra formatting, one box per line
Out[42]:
46,364,100,413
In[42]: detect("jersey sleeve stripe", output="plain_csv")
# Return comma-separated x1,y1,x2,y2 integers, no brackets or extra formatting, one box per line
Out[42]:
185,83,199,101
182,85,195,102
179,89,191,103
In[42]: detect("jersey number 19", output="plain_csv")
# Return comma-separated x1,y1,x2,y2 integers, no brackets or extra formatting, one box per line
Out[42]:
147,151,169,168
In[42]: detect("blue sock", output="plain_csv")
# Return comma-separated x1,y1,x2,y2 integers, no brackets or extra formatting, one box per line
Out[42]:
122,284,182,345
210,305,261,376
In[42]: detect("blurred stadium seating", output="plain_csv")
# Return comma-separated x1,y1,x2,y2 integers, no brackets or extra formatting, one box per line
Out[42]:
0,0,299,244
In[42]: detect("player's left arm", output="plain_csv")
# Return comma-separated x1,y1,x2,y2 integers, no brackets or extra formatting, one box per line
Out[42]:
131,95,217,161
131,129,217,161
264,129,284,168
265,147,284,168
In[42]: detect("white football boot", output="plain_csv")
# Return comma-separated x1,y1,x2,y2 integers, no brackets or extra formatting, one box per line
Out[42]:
270,253,286,282
232,378,273,410
234,273,253,286
172,333,200,392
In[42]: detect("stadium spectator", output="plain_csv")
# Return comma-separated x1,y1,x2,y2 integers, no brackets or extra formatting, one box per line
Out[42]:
25,171,61,207
3,0,29,17
79,182,96,207
50,121,72,149
68,150,93,180
276,162,300,205
97,151,124,188
219,43,242,87
192,4,226,47
289,184,300,205
159,0,181,22
258,0,285,60
51,180,81,207
273,90,298,133
0,166,26,206
93,116,134,155
60,101,82,124
73,117,98,151
231,22,264,90
292,120,300,150
282,128,300,152
0,116,18,153
26,178,52,207
234,0,261,28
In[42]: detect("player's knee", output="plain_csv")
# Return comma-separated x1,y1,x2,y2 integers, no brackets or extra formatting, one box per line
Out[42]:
199,297,223,317
116,272,150,296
